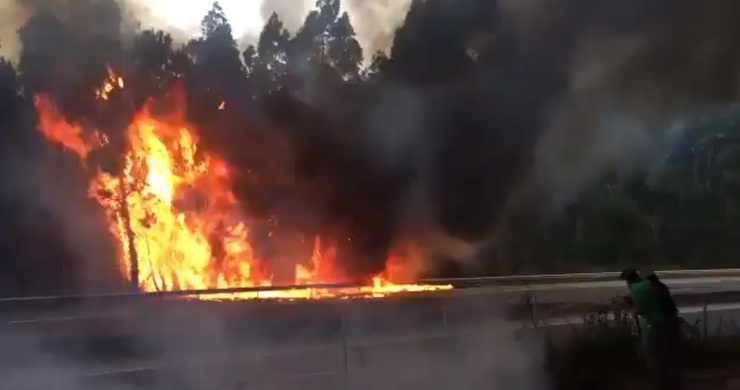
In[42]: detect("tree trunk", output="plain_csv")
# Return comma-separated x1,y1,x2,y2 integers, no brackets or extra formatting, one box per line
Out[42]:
120,180,139,290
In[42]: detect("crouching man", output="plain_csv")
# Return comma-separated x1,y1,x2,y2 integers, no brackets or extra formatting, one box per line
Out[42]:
620,269,682,389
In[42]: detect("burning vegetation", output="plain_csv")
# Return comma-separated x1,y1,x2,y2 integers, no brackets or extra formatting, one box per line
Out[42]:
5,0,740,298
34,68,452,300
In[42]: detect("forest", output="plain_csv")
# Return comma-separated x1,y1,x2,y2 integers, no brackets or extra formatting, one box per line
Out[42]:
2,0,740,297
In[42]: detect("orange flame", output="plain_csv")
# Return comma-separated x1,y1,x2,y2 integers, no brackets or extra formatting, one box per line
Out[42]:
33,68,452,300
95,68,124,101
34,96,92,159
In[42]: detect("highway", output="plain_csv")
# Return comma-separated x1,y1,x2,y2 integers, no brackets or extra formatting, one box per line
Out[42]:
4,273,740,319
442,274,740,302
6,302,740,390
2,272,740,389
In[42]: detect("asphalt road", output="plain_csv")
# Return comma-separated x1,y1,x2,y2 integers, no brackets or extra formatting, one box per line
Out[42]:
3,276,740,389
5,275,740,320
3,276,740,361
7,303,740,390
444,275,740,302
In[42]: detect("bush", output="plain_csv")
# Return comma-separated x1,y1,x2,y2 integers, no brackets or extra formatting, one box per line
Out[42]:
543,309,740,390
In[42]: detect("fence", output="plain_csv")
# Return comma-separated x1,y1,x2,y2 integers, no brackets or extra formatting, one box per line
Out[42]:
4,300,529,389
2,267,740,304
3,273,740,389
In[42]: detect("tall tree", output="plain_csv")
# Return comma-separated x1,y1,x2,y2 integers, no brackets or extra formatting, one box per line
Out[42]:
327,12,363,80
200,1,231,37
387,0,498,83
187,1,246,124
132,30,173,89
190,2,245,103
252,12,291,94
366,50,389,80
18,10,69,95
285,0,364,97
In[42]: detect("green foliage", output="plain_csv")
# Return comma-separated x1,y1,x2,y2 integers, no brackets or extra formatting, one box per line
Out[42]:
490,110,740,273
200,1,231,38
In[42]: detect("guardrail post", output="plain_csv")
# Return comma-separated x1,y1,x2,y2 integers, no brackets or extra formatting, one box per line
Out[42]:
531,295,539,329
442,305,448,328
702,297,708,339
341,306,350,390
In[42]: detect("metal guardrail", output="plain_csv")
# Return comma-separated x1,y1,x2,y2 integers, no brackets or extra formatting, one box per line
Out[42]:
0,282,361,304
0,293,565,389
1,269,739,304
8,292,740,390
421,268,740,286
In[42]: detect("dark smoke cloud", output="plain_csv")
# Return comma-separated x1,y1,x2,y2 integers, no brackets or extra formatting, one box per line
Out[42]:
519,0,740,210
303,0,740,273
391,0,740,243
5,0,740,286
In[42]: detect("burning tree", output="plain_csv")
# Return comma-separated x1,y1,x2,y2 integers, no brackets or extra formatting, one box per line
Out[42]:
33,67,451,299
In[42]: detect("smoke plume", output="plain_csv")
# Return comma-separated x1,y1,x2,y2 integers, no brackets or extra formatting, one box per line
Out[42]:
4,0,740,284
0,298,548,389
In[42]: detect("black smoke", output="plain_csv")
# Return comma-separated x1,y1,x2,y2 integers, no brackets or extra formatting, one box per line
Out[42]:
2,0,740,295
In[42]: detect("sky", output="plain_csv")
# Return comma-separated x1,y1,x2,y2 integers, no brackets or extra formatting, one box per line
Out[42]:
0,0,409,62
142,0,266,39
138,0,410,55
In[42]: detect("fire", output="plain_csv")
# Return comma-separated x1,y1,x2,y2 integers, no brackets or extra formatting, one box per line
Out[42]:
95,68,125,101
33,68,452,300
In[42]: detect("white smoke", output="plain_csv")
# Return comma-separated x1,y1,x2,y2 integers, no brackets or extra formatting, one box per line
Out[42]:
0,0,410,62
0,0,28,61
0,297,548,390
255,0,411,55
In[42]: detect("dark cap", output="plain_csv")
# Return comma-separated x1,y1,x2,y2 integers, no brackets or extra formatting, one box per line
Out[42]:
620,268,641,282
645,272,659,282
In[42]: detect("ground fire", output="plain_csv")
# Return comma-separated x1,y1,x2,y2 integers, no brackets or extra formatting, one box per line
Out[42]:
33,69,452,300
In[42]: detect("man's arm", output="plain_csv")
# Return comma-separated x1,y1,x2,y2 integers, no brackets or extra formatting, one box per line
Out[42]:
612,295,641,316
627,281,654,317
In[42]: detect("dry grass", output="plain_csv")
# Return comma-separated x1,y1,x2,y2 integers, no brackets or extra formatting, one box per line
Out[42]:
543,308,740,390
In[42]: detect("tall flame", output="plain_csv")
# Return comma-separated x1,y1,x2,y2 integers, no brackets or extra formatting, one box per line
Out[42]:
33,68,452,300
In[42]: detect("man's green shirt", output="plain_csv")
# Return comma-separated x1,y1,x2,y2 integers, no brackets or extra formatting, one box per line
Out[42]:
628,280,661,328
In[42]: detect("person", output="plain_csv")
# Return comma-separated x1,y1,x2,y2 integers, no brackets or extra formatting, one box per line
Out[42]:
645,272,679,321
620,269,681,389
619,269,660,324
646,272,683,385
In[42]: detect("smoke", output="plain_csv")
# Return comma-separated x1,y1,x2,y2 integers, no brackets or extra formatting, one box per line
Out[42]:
13,148,123,294
0,0,29,61
0,0,133,62
454,0,740,245
258,0,411,54
0,298,548,389
520,0,740,210
343,0,412,55
279,0,740,268
260,0,313,33
6,0,740,279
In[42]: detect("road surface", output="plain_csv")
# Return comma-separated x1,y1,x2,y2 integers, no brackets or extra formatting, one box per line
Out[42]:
3,274,740,389
7,302,740,390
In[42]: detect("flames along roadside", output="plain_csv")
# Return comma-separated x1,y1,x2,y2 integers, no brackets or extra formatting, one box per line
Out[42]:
33,68,453,300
